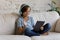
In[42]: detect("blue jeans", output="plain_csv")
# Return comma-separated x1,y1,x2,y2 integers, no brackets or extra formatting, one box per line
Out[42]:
25,23,51,37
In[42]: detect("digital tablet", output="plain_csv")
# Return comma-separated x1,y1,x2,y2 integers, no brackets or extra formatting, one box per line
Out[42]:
34,21,45,32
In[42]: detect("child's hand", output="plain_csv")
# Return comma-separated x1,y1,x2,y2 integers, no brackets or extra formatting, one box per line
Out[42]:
40,26,44,30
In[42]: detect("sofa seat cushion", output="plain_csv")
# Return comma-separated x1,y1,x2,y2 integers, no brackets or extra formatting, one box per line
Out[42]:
31,32,60,40
0,35,31,40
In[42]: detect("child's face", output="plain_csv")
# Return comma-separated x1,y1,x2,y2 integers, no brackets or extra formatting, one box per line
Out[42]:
23,7,31,17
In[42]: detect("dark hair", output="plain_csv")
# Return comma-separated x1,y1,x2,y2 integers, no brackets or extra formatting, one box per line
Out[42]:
20,4,30,17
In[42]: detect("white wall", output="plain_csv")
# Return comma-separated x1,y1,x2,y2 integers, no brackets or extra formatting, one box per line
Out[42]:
0,0,51,14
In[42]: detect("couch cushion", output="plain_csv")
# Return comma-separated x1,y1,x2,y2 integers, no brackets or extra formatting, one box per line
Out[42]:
29,11,59,31
0,35,31,40
31,32,60,40
0,13,19,35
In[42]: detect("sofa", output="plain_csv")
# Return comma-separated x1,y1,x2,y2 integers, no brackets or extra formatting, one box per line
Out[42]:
0,11,60,40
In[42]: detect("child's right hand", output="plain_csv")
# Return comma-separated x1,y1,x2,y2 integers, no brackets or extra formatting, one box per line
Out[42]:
17,27,25,35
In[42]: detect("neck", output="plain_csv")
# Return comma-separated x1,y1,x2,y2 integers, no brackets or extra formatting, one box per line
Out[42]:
23,16,29,22
23,16,28,19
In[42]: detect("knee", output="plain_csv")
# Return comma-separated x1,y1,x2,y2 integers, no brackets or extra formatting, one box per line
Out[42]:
46,23,51,30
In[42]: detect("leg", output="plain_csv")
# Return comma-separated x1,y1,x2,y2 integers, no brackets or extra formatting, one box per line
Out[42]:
43,23,51,33
39,23,51,34
25,28,40,37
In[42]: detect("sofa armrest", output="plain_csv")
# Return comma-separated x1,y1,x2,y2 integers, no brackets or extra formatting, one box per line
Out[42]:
55,18,60,32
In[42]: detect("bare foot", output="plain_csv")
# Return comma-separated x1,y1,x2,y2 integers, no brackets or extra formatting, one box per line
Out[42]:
43,32,49,35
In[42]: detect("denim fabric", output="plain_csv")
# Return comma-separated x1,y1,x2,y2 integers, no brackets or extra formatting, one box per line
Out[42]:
25,23,51,37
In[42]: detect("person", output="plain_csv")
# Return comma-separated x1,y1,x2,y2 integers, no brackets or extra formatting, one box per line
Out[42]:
16,4,51,37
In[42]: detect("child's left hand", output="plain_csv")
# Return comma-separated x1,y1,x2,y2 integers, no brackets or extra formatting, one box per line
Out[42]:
40,26,44,30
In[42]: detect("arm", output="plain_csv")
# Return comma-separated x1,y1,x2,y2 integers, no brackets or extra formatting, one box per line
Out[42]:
15,18,25,35
31,17,44,30
16,26,25,35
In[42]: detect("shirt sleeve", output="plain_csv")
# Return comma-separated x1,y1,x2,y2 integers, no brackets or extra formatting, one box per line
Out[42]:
30,17,34,27
17,18,24,27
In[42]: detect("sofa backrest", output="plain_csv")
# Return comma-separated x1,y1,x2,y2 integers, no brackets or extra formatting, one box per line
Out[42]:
0,13,19,35
0,11,59,35
29,11,59,32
